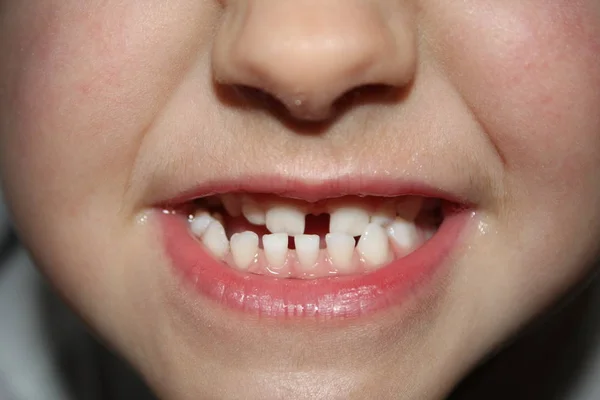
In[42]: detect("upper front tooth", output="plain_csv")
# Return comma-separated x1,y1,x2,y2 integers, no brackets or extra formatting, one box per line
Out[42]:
241,196,266,225
325,233,355,270
387,218,419,254
221,194,242,217
262,233,289,268
396,196,423,221
357,223,390,267
202,220,230,259
329,204,370,236
266,204,306,235
370,202,396,226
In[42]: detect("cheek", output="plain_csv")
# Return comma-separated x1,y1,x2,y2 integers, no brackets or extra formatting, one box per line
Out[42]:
0,2,209,220
428,1,600,296
430,0,600,199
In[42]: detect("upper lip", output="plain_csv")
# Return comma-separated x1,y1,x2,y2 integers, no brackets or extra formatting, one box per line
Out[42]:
158,171,474,318
154,173,477,208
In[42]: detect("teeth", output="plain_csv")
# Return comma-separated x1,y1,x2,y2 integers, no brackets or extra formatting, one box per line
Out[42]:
262,233,289,268
212,212,224,225
387,218,419,253
241,196,266,225
325,233,355,270
395,196,423,221
423,227,436,241
357,223,390,267
329,204,370,236
230,232,259,270
370,202,396,226
202,220,230,259
266,204,306,235
192,195,435,275
190,210,213,237
294,235,320,270
221,194,242,217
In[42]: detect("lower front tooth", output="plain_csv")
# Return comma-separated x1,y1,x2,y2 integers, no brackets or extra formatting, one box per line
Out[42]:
357,223,390,267
263,233,289,268
387,218,419,253
294,235,320,270
202,220,230,259
191,210,213,237
230,231,259,270
325,233,355,270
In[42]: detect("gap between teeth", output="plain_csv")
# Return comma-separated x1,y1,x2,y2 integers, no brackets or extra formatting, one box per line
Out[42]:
229,194,424,235
189,195,437,278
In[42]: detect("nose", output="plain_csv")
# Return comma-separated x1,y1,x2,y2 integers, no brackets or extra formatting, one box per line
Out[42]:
212,0,417,121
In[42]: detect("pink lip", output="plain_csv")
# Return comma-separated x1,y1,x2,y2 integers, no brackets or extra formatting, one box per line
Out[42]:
158,177,472,319
159,175,472,206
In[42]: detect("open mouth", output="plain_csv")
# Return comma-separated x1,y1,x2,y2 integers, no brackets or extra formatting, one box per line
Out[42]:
158,181,471,319
186,194,443,279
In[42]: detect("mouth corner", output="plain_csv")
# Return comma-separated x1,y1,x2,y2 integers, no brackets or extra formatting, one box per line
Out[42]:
155,176,473,319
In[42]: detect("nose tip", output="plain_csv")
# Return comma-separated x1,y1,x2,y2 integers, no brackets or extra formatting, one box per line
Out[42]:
212,1,416,121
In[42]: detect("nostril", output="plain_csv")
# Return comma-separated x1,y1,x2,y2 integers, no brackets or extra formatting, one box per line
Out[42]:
334,83,403,112
225,83,402,124
223,84,332,123
230,84,290,117
212,1,417,123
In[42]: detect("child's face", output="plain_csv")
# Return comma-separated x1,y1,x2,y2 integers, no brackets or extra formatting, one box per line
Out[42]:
2,1,600,399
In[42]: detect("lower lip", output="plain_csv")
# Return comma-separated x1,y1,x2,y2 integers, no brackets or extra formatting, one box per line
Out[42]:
159,209,470,319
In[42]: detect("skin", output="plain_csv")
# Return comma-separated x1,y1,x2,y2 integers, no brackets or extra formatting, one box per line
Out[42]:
1,0,600,398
